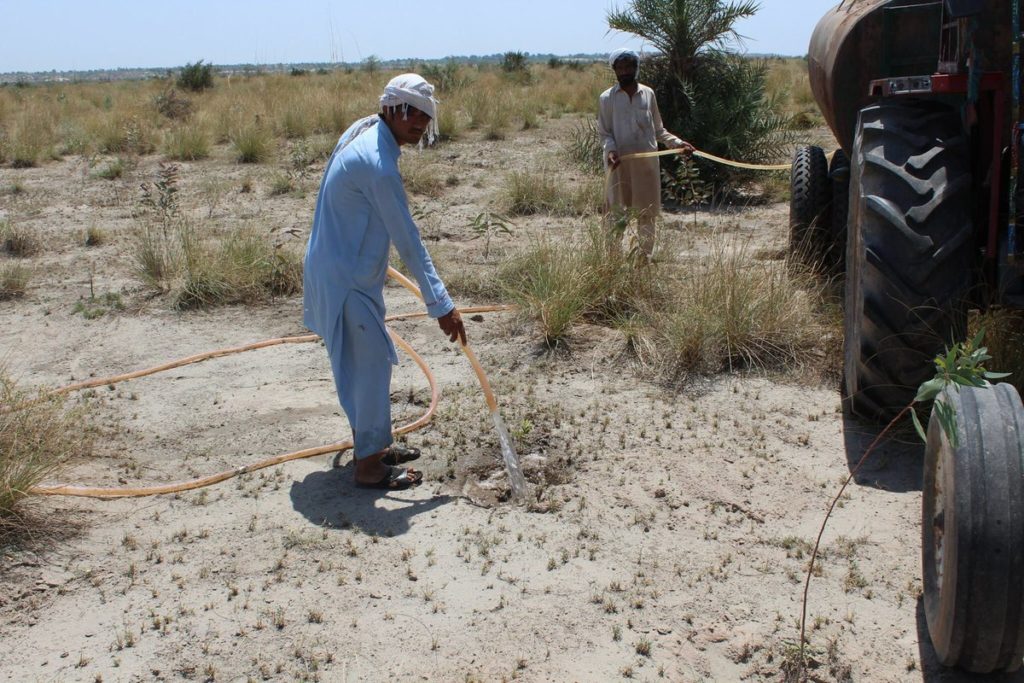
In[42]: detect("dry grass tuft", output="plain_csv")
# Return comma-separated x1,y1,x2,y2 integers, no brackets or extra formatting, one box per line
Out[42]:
499,225,831,383
503,168,603,217
0,220,40,257
0,263,31,300
173,226,303,310
643,237,825,383
0,370,95,540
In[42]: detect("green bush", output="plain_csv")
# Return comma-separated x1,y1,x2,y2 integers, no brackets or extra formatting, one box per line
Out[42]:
498,225,655,346
502,51,529,73
177,60,214,92
645,239,822,382
93,157,125,180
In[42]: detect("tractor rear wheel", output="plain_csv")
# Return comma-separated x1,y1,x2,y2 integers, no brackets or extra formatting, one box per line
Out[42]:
923,383,1024,673
843,99,973,420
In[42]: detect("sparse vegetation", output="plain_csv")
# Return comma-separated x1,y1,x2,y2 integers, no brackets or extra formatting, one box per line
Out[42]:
232,123,273,163
0,263,30,300
566,118,604,175
503,168,603,217
163,125,210,160
499,224,826,382
1,219,40,257
0,369,94,538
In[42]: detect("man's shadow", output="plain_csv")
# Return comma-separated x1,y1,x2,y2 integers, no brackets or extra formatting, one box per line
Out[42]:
916,597,1024,682
289,460,451,537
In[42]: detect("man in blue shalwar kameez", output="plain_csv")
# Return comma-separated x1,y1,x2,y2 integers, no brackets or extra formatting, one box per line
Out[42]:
303,74,465,490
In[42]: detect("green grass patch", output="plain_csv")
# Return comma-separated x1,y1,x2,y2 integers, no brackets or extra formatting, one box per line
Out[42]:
73,292,124,319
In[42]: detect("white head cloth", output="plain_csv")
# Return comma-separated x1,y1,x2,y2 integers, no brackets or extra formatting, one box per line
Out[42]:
608,48,640,68
379,73,440,146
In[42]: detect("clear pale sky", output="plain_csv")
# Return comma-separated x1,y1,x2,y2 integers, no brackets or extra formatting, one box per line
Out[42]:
1,0,840,73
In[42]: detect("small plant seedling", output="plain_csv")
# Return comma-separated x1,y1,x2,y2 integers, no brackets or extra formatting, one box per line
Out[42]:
467,210,514,261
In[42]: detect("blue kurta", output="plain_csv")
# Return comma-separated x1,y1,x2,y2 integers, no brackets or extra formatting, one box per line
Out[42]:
303,115,453,458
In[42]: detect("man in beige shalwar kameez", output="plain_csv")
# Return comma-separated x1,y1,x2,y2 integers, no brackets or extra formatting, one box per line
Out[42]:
598,49,693,260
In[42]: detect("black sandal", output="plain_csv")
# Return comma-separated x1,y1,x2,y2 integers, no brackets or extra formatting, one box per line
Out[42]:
334,445,421,469
355,465,423,490
380,445,421,466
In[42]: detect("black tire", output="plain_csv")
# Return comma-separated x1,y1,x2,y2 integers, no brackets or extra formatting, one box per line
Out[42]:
789,145,831,267
843,100,973,420
826,148,849,274
923,384,1024,673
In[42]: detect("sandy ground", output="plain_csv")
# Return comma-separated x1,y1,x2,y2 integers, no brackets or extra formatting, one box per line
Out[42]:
1,114,1015,682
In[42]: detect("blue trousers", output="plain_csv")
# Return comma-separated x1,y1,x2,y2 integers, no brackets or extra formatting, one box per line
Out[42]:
324,294,394,459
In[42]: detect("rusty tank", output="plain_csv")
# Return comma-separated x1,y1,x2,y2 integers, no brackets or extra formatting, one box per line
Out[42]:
807,0,1012,153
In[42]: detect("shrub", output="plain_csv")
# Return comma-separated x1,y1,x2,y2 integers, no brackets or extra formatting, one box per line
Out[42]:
95,115,156,156
566,118,604,174
174,227,303,309
498,224,653,346
0,220,40,257
0,263,30,300
499,226,827,380
93,157,125,180
399,155,444,198
133,219,184,292
177,60,214,92
503,169,603,217
267,171,296,196
7,110,55,167
289,135,334,169
84,225,107,246
232,124,272,163
420,59,470,93
153,89,194,120
0,369,94,538
436,106,461,141
501,51,529,74
644,238,822,383
164,125,210,161
278,106,312,139
73,292,124,319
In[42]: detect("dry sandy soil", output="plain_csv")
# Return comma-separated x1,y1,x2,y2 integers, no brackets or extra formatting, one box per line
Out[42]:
0,114,1014,682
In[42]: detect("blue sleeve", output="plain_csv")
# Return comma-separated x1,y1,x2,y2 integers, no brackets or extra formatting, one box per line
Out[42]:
367,170,455,318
